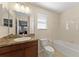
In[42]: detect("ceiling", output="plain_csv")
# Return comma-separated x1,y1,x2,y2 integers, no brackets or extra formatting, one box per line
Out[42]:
31,2,79,13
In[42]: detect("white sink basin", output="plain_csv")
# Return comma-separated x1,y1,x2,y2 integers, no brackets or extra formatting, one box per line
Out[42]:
14,37,31,42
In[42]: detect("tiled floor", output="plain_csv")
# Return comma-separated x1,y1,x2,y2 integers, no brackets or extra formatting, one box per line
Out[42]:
38,49,64,57
53,50,65,57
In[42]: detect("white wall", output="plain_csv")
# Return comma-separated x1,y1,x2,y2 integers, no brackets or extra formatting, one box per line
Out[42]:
24,3,59,41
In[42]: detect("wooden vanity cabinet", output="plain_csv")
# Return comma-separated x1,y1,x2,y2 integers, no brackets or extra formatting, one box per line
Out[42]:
0,40,38,57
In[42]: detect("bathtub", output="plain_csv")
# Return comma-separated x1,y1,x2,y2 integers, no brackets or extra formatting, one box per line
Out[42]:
53,40,79,57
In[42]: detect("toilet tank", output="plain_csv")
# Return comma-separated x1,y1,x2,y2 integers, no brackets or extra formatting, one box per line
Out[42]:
40,38,49,46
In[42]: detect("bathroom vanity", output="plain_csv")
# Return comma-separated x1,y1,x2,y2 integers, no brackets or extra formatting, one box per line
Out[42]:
0,3,37,57
0,35,38,57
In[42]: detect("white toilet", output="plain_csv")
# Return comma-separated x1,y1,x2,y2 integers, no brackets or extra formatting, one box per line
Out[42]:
39,38,55,57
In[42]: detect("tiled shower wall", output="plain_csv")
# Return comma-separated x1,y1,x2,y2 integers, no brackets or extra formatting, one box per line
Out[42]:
59,7,79,43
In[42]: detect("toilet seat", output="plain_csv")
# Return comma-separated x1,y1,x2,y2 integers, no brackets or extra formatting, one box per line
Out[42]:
44,46,55,52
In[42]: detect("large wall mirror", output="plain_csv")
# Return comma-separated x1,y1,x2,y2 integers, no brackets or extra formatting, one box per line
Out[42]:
0,3,31,38
15,11,30,36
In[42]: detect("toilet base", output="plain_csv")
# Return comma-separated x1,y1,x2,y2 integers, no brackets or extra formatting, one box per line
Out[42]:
43,50,54,57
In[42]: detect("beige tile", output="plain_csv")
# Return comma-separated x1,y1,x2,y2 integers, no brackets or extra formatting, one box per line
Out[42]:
38,49,65,57
53,50,65,57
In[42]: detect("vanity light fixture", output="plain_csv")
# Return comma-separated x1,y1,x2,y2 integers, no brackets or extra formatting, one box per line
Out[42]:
15,3,31,14
2,3,31,14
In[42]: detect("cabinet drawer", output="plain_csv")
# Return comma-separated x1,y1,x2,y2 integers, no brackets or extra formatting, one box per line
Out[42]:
0,49,25,57
21,40,38,48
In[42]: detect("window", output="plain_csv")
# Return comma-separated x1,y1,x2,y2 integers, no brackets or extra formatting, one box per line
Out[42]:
4,19,13,27
37,14,47,29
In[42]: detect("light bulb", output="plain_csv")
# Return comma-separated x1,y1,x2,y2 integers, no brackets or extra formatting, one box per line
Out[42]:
25,7,30,14
21,5,25,13
15,3,20,11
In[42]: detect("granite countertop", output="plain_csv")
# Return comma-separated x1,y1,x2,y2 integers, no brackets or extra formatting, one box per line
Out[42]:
0,34,37,48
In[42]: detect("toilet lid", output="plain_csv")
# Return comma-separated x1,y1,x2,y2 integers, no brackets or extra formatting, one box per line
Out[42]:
44,46,55,52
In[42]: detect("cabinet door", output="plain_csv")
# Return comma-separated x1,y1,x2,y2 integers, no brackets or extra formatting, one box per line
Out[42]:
0,53,11,57
25,45,38,57
9,49,25,57
0,49,25,57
